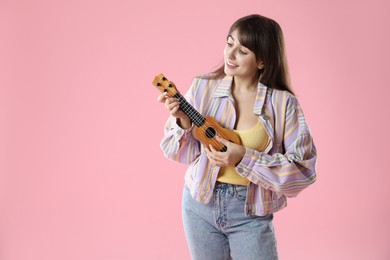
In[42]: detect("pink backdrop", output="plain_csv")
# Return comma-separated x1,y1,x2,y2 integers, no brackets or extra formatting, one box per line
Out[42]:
1,0,389,259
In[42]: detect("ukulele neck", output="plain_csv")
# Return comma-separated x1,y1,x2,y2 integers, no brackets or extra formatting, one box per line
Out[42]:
174,92,205,127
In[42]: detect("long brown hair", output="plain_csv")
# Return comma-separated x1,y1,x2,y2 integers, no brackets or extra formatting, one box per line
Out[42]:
206,14,295,95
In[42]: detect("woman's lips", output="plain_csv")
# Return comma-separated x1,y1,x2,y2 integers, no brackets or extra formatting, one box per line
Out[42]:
226,61,238,70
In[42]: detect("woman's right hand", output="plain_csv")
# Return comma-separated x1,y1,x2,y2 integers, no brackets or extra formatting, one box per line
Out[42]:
157,92,192,129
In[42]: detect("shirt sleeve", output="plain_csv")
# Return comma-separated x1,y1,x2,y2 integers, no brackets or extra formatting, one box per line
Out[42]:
159,78,201,164
235,95,317,198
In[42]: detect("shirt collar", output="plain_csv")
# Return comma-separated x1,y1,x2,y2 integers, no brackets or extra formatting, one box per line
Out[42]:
212,75,270,115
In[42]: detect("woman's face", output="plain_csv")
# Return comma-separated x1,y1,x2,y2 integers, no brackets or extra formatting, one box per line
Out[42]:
223,29,263,80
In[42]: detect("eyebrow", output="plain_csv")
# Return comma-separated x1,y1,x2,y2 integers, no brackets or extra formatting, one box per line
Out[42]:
227,35,247,48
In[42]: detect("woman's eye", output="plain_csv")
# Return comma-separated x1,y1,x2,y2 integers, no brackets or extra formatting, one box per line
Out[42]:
239,50,247,55
227,42,233,47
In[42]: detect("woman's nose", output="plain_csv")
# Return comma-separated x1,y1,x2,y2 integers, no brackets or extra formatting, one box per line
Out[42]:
226,48,236,60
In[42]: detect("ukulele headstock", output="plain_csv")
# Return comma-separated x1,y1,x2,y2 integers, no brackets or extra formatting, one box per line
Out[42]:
152,73,179,97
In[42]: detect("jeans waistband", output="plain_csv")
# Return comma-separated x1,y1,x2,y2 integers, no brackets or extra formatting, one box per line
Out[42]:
215,181,246,190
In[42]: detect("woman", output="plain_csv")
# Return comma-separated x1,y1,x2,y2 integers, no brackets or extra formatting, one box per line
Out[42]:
157,14,317,260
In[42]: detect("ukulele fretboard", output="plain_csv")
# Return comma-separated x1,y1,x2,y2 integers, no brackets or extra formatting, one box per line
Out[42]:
174,93,205,127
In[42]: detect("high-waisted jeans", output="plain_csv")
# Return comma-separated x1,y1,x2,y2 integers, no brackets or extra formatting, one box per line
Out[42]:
182,182,279,260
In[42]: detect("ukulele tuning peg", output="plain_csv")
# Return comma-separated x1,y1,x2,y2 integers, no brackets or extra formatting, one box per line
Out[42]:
168,83,172,87
162,77,167,81
157,82,161,86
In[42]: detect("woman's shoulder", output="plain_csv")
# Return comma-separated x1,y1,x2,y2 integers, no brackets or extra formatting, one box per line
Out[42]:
193,72,223,81
269,87,297,102
189,72,225,89
269,86,296,97
268,87,302,113
184,73,225,104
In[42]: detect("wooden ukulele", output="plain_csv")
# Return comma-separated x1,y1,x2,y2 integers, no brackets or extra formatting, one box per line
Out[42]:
153,73,241,152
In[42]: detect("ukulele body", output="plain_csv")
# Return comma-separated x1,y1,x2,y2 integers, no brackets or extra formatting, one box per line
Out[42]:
192,116,241,152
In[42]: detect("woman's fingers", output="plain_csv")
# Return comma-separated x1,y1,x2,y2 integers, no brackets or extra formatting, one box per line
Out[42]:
158,93,184,118
170,104,180,115
166,101,179,111
205,146,220,165
205,147,216,164
205,145,229,167
157,92,168,103
158,92,178,104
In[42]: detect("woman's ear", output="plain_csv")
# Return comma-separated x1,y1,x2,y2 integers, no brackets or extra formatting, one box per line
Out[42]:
258,61,264,70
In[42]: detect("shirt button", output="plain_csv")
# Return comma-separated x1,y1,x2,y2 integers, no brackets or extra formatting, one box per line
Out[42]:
176,130,182,134
237,168,244,173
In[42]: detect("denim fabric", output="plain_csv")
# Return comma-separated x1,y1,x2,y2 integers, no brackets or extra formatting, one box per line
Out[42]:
182,182,279,260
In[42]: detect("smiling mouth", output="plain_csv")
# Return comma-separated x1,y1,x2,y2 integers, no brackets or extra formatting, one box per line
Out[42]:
226,61,238,69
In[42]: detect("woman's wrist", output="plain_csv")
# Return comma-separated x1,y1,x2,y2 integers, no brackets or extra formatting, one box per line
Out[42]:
234,146,246,166
177,116,192,129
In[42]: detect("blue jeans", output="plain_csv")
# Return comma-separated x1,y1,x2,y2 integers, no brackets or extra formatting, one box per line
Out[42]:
182,182,279,260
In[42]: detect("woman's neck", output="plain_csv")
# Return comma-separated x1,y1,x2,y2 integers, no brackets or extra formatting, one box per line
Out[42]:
232,75,259,94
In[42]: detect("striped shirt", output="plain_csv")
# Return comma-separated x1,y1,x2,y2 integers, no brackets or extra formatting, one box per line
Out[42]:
160,75,317,216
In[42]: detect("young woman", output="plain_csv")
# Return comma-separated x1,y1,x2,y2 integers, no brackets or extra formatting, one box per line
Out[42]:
157,14,317,260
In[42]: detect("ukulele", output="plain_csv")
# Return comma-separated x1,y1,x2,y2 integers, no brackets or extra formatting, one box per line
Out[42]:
153,73,241,152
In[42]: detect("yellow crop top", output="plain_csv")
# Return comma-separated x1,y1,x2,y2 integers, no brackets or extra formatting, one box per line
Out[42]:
217,120,269,186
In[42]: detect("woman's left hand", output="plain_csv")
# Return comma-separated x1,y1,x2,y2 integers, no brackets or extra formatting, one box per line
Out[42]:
204,136,246,167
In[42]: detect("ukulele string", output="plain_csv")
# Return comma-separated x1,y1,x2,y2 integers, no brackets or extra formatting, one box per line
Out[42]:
161,77,225,151
177,94,225,151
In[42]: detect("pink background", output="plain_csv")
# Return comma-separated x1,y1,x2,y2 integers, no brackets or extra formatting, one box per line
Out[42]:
1,0,389,259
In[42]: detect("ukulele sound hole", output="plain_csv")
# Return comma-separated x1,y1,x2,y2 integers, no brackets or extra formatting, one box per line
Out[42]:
205,127,216,138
